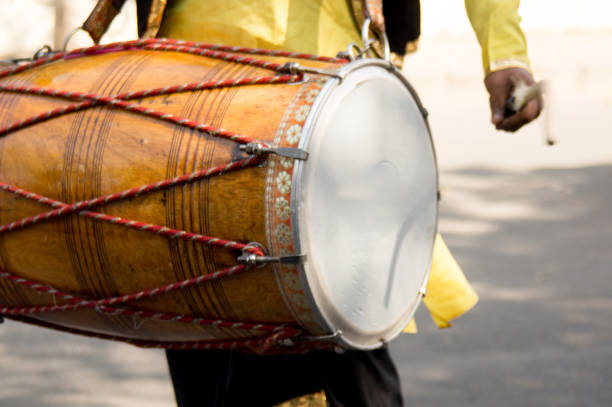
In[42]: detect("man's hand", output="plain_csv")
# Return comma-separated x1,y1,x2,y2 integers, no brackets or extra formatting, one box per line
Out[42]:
485,67,543,132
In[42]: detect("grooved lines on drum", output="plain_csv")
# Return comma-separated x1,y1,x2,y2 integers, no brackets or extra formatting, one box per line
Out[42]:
165,57,252,340
0,43,340,344
0,67,38,309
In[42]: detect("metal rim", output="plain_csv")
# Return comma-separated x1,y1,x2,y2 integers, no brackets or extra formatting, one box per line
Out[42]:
290,59,440,349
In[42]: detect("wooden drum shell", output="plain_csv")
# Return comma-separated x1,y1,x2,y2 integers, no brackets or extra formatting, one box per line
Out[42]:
0,48,332,344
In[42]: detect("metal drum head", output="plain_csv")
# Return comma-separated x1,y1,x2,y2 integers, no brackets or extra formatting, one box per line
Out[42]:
293,61,438,349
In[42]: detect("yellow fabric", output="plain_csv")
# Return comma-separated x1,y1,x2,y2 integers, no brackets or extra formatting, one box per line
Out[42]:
160,0,531,74
158,0,361,57
402,235,479,333
464,0,530,74
275,391,327,406
402,317,418,334
423,235,479,328
159,1,485,332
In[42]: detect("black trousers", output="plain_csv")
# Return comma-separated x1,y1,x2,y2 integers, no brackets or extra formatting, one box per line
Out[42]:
166,347,403,407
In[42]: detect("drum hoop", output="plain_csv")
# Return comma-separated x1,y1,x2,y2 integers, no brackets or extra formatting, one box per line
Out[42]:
290,59,440,349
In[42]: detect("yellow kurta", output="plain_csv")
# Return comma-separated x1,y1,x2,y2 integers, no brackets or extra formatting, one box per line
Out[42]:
464,0,531,73
159,0,531,74
152,2,532,405
157,0,534,332
158,0,362,58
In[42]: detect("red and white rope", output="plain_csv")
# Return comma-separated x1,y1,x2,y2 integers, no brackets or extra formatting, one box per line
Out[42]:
9,314,302,353
0,156,262,241
0,265,302,353
0,265,291,336
0,74,303,140
149,38,347,63
0,37,347,82
0,38,340,352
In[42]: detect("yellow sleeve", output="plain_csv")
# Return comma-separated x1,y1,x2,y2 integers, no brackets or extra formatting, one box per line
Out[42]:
464,0,531,74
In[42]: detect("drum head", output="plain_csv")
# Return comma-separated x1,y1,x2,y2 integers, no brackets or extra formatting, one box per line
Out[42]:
293,60,438,349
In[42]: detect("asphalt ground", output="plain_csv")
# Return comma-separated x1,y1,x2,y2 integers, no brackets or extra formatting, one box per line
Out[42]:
391,165,612,406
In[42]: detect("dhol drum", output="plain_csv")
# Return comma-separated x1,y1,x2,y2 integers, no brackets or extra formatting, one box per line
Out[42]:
0,39,437,351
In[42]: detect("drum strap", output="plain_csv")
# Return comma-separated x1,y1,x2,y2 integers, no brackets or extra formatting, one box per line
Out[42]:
82,0,127,44
83,0,169,44
350,0,421,57
350,0,386,34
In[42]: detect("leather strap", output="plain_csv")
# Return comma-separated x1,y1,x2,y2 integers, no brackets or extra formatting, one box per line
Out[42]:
350,0,386,34
139,0,168,39
82,0,168,43
82,0,127,44
365,0,386,33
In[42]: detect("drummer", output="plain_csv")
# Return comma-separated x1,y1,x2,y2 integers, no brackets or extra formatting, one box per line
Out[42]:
118,0,542,406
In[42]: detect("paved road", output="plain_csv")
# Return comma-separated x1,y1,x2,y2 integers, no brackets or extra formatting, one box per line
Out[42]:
1,30,611,406
391,165,612,406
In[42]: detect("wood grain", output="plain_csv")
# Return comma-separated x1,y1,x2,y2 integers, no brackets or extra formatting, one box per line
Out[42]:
0,49,331,343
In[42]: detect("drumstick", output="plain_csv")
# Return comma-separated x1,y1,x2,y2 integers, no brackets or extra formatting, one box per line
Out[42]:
505,79,556,145
505,79,544,112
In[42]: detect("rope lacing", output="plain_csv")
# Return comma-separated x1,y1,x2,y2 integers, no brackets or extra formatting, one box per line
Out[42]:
0,38,350,353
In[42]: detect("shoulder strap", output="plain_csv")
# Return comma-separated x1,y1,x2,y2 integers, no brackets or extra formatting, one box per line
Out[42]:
82,0,168,44
350,0,386,34
83,0,127,44
139,0,168,39
349,0,421,64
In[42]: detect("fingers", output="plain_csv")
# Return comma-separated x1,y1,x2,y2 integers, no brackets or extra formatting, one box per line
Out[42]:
486,74,513,127
484,67,543,132
496,96,543,132
490,94,507,127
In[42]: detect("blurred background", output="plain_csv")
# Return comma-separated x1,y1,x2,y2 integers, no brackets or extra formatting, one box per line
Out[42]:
0,0,611,405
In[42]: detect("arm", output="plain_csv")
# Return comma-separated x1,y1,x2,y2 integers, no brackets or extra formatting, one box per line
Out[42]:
465,0,542,132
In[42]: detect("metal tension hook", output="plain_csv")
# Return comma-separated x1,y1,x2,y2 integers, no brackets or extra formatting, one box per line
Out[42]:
240,142,309,160
237,253,307,266
294,330,342,343
337,42,369,62
2,45,55,65
279,62,344,81
360,18,391,62
237,250,307,266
